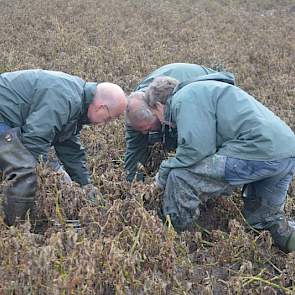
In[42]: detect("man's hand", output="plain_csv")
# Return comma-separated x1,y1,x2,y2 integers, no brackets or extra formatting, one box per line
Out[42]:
154,172,165,190
82,184,104,206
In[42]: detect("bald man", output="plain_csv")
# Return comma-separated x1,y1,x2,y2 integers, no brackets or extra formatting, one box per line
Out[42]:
0,69,126,225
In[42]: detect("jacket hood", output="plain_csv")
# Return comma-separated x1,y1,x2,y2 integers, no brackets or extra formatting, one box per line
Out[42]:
173,71,235,94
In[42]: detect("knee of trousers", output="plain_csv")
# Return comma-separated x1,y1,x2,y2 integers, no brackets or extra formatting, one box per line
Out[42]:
162,168,201,232
2,170,37,225
0,129,38,224
4,168,38,198
165,167,195,186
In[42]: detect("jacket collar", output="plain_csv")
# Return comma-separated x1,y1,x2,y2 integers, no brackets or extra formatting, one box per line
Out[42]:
163,95,173,126
80,82,97,125
161,94,175,137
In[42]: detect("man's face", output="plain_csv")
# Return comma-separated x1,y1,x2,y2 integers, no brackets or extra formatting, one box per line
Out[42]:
133,115,162,134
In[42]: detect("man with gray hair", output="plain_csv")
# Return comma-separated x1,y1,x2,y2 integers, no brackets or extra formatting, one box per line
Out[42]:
125,73,295,253
125,63,220,182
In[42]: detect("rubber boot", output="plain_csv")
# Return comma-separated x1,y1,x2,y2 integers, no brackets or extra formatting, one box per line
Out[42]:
242,187,267,229
0,128,37,225
268,219,295,253
243,191,295,253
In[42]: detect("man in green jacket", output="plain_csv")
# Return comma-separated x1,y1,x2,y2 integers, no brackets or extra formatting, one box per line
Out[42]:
126,73,295,253
0,69,127,225
125,63,220,182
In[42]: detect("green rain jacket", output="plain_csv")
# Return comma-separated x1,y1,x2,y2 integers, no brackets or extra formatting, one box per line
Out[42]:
0,69,97,185
125,63,218,181
157,73,295,186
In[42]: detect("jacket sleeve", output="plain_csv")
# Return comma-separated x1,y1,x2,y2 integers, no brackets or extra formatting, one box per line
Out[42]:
20,87,74,160
158,98,216,186
54,133,91,186
124,126,149,181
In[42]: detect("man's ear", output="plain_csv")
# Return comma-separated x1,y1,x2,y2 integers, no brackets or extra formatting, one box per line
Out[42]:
155,102,164,112
154,102,165,123
94,103,105,112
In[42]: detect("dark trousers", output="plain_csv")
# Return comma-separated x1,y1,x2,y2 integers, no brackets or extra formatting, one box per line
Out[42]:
0,123,37,225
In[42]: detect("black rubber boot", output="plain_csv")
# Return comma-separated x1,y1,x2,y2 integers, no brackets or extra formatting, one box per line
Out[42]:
0,128,37,225
242,188,265,230
268,218,295,253
242,189,295,253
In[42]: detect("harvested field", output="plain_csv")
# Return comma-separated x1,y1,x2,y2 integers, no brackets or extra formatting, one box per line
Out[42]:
0,0,295,294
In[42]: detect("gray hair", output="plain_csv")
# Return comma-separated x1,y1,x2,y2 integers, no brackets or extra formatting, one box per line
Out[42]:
125,91,155,128
145,76,179,108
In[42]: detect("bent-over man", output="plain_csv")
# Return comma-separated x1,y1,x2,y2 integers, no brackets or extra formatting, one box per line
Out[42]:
0,69,127,225
125,63,224,181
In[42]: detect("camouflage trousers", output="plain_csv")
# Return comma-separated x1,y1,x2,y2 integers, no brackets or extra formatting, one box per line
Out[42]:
162,155,295,231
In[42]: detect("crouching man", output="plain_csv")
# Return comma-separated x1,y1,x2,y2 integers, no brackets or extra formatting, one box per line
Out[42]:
0,69,127,225
125,63,223,181
126,73,295,252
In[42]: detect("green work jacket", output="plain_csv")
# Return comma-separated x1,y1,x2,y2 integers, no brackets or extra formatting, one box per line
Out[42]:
158,74,295,185
125,63,217,181
0,69,97,185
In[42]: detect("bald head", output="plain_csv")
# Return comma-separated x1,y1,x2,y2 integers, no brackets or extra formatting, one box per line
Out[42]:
95,82,127,116
88,82,127,124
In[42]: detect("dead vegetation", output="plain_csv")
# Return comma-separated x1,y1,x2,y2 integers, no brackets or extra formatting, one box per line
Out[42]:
0,0,295,294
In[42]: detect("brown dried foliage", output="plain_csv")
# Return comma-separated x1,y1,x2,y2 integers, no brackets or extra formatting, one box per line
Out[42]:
0,0,295,294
